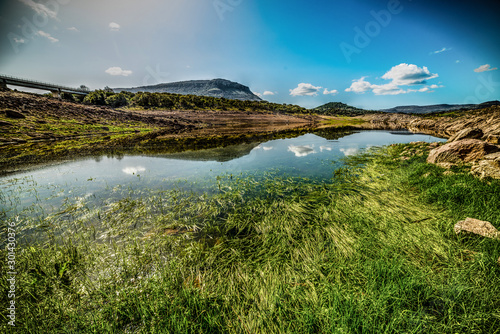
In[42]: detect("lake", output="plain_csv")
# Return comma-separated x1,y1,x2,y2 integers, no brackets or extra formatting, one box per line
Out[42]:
1,129,445,238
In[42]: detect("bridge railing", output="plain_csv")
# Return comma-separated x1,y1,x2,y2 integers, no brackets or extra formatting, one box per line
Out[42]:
0,74,90,93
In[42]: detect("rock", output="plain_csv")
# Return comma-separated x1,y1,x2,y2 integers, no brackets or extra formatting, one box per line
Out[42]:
470,152,500,179
429,142,440,149
448,128,483,142
4,109,26,119
485,134,500,145
0,120,13,126
427,139,500,164
436,162,456,169
454,218,499,239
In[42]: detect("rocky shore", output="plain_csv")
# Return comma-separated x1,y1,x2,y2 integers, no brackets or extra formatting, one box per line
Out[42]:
363,105,500,179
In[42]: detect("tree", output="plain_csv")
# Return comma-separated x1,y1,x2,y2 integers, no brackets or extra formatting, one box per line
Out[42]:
105,93,129,108
83,90,107,105
60,92,75,102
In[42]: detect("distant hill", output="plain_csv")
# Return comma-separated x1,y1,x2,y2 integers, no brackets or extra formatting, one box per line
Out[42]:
114,78,262,101
380,101,500,114
312,102,373,116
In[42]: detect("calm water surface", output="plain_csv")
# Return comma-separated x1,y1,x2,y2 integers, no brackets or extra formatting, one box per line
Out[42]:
1,130,445,225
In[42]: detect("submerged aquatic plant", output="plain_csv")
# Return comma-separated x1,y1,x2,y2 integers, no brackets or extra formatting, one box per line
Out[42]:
1,144,499,333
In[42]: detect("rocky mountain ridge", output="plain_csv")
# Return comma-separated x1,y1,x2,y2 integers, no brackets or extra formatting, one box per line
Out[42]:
114,79,262,101
380,101,500,114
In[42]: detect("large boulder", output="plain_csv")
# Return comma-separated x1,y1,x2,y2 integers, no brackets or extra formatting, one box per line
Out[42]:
427,139,500,164
447,128,483,143
470,152,500,179
454,218,499,239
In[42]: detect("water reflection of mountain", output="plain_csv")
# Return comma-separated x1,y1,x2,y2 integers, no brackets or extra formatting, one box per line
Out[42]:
1,127,358,175
158,142,261,162
312,128,357,140
388,130,416,136
157,128,357,162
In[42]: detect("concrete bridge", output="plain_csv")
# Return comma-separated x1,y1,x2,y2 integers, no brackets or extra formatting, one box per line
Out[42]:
0,74,90,98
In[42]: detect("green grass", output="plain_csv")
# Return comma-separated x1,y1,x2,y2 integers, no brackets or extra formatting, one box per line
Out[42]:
319,116,366,127
1,143,500,333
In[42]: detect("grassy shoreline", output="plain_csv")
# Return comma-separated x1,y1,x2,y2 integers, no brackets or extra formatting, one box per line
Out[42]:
1,142,499,333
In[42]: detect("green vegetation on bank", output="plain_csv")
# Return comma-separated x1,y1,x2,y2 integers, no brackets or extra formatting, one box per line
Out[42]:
60,89,375,116
0,113,152,143
76,89,309,114
1,142,499,333
313,102,375,116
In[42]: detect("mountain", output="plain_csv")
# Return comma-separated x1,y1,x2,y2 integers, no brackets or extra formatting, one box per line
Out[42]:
312,102,373,116
114,78,262,101
380,101,500,114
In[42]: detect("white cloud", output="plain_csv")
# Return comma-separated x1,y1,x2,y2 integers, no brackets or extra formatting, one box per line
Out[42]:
67,27,79,32
289,83,322,96
13,37,25,44
323,88,338,95
456,60,461,63
122,167,146,175
109,22,121,31
407,87,429,93
474,64,498,73
430,47,452,55
18,0,57,19
288,145,316,157
371,83,406,95
254,92,262,97
346,64,440,96
345,77,373,94
105,67,133,76
263,91,275,96
381,63,438,85
37,30,59,43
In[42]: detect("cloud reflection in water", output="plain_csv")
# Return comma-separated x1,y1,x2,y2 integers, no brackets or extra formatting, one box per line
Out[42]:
123,166,146,175
340,148,359,156
288,145,316,157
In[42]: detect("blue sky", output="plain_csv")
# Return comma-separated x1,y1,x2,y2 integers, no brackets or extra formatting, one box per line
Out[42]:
1,0,499,109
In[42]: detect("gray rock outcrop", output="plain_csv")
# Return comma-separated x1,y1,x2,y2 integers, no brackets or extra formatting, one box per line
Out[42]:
471,152,500,179
427,139,500,164
447,128,483,142
454,218,499,239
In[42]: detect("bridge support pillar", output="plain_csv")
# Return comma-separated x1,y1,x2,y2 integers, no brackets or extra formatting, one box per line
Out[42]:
51,89,61,99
